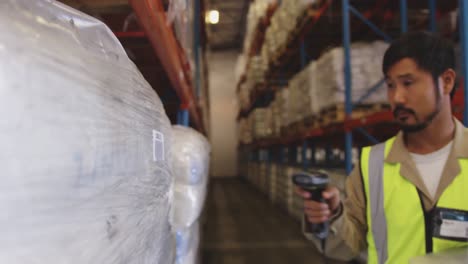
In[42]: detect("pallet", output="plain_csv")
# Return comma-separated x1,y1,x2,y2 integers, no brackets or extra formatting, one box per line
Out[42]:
320,102,390,115
320,103,390,126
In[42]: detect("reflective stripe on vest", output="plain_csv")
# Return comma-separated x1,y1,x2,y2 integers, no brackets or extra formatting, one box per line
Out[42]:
362,138,468,264
368,142,387,264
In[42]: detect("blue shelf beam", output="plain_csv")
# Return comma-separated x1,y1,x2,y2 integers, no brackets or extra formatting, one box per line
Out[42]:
193,0,201,98
400,0,408,33
460,0,468,126
354,78,386,107
348,5,392,43
342,0,353,174
177,109,190,126
429,0,437,32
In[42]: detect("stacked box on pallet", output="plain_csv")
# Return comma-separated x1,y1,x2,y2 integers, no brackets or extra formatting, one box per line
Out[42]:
246,56,268,86
270,93,283,138
243,0,277,58
238,117,253,145
262,0,320,63
288,62,319,124
252,108,274,139
314,41,389,111
277,88,291,133
238,81,252,111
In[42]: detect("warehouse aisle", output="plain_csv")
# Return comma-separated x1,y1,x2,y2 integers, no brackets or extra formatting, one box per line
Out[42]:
201,178,351,264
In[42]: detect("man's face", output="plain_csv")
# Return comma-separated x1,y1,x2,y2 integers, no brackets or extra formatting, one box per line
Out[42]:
385,58,441,133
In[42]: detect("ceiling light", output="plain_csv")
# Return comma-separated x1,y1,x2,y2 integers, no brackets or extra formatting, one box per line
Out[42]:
206,10,219,24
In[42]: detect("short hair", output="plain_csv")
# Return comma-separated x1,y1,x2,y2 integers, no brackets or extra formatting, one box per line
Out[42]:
382,31,456,98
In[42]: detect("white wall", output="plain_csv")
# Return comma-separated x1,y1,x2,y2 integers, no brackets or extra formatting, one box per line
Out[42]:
208,50,239,178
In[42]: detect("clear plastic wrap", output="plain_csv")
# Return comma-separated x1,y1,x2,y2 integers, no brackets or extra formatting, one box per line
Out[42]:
0,1,174,263
167,0,195,76
170,125,211,230
175,221,200,264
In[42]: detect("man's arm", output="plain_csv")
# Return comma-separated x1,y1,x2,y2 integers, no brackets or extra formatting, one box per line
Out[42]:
299,164,368,261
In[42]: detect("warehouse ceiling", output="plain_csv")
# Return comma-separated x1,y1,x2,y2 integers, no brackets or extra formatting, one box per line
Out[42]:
61,0,248,50
207,0,250,50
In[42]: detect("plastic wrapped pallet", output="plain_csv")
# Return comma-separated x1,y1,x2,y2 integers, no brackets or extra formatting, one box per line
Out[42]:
175,221,200,264
246,56,268,85
314,41,389,111
288,62,318,123
252,108,274,139
170,126,209,264
167,0,195,75
262,0,320,63
278,89,291,131
0,1,174,263
238,117,252,145
170,125,210,230
243,0,278,56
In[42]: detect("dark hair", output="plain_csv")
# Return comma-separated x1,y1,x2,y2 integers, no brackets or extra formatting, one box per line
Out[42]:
382,31,457,98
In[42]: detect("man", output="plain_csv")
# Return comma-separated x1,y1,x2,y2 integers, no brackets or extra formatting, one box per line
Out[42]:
296,31,468,263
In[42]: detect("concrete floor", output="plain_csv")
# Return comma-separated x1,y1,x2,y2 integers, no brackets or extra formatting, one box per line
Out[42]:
200,178,353,264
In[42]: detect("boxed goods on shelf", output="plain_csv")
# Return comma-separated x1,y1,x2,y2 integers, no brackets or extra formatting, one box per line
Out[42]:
238,81,252,111
271,94,283,137
314,41,389,110
288,61,318,123
262,0,321,62
252,108,274,139
278,88,291,132
243,0,278,56
168,0,195,75
238,117,253,145
246,56,268,85
0,1,174,263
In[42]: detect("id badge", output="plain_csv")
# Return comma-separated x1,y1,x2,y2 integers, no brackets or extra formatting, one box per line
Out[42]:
433,207,468,241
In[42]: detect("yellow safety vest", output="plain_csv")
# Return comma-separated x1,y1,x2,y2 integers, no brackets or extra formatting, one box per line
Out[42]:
361,138,468,264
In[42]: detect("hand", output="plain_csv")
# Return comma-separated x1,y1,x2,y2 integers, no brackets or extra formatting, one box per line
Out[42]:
295,186,341,224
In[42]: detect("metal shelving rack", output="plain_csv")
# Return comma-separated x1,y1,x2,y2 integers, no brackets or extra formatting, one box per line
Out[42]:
239,0,467,200
130,0,205,131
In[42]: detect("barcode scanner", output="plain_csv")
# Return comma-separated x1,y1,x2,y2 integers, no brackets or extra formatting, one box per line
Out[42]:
292,171,330,240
